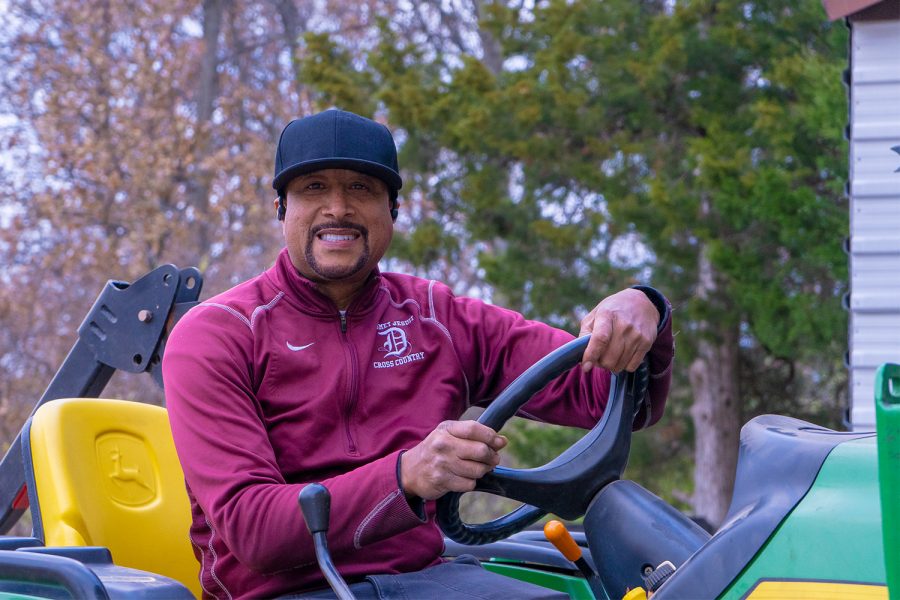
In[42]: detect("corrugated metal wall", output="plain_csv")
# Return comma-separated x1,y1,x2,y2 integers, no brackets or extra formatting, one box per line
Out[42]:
848,18,900,429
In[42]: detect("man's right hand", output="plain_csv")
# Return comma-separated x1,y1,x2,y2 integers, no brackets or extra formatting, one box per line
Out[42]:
400,420,508,501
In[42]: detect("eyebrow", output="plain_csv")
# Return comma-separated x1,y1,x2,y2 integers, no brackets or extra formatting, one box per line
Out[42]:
287,172,386,194
294,172,380,184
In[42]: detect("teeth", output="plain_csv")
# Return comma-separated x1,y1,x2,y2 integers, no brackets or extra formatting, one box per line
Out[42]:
320,234,356,242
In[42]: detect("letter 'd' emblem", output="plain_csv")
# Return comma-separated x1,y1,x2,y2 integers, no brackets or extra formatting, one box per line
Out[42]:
379,327,410,358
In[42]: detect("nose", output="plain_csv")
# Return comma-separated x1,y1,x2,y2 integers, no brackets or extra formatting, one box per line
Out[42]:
322,189,354,219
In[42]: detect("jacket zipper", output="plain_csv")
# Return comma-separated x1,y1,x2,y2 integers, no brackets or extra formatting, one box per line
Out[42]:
339,310,360,455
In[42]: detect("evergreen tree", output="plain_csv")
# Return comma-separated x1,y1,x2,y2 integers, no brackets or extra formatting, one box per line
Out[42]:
300,0,848,525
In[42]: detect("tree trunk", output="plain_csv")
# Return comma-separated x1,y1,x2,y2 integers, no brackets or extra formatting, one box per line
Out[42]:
472,0,503,75
688,243,742,529
272,0,302,69
186,0,224,264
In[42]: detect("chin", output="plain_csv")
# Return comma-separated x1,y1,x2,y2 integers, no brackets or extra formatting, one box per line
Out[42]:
312,262,371,281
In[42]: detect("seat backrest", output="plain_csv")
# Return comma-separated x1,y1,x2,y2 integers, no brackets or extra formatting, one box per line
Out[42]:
23,398,201,598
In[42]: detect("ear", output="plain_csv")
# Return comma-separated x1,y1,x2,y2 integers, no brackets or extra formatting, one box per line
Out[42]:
390,198,399,222
275,196,286,221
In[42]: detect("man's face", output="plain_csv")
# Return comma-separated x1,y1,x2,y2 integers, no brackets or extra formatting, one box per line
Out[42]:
281,168,393,286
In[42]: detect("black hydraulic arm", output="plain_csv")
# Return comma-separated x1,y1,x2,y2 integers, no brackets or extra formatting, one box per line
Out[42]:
0,265,202,533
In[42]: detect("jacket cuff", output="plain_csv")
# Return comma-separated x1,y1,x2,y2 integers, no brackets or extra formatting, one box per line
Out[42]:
396,451,427,520
351,450,428,550
631,285,670,333
629,285,674,430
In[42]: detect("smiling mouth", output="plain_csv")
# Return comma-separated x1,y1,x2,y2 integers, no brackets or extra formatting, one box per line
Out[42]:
309,222,368,248
317,231,359,242
305,222,370,280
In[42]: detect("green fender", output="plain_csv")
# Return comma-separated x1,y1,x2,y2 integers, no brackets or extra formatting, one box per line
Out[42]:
876,363,900,599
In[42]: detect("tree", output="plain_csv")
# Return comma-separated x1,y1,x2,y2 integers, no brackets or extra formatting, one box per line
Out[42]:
615,0,848,524
0,0,849,531
299,0,849,526
0,0,379,445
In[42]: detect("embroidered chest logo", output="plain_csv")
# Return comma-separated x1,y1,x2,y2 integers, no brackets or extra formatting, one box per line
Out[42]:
374,316,426,369
379,327,410,358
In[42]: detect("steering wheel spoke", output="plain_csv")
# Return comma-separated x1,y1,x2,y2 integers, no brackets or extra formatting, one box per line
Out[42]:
437,336,649,545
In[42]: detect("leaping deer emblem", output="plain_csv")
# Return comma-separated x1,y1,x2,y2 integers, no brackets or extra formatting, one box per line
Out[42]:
108,445,152,491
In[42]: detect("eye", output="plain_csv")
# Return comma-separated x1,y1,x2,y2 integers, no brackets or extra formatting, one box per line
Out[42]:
350,181,369,190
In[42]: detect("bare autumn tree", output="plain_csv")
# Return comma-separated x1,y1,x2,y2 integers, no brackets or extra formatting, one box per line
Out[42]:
0,0,379,447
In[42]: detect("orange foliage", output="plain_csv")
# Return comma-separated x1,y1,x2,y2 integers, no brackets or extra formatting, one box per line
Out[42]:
0,0,380,444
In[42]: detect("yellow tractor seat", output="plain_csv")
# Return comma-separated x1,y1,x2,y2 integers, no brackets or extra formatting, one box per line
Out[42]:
22,398,201,598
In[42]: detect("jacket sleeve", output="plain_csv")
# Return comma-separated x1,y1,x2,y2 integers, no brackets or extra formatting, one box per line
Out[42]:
439,284,674,430
163,306,425,575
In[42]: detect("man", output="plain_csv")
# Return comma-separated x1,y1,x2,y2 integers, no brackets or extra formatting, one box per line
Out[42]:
163,109,674,600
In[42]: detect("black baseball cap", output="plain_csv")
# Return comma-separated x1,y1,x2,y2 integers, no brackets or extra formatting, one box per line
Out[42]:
273,109,402,199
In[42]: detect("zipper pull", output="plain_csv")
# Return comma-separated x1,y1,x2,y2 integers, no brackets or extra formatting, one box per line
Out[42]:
339,311,348,333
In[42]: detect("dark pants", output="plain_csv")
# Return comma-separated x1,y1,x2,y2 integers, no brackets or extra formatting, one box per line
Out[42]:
286,555,568,599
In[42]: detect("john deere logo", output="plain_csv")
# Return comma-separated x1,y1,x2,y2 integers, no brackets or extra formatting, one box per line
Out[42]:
96,433,157,506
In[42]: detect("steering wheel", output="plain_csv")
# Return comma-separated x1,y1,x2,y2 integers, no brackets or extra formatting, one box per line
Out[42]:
436,336,649,546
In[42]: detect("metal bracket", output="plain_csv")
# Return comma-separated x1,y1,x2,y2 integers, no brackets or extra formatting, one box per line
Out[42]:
0,265,203,533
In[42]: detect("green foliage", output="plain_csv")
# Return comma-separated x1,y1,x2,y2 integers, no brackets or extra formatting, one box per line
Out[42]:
300,33,376,116
389,218,460,266
623,1,848,361
504,415,695,512
503,419,584,468
298,0,850,499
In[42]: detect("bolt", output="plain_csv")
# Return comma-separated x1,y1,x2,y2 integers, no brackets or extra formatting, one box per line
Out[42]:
138,309,153,323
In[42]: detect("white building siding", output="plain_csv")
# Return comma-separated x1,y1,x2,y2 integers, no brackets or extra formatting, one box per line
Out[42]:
849,18,900,429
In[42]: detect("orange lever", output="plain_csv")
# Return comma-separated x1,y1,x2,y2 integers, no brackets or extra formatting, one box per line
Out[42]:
544,520,582,562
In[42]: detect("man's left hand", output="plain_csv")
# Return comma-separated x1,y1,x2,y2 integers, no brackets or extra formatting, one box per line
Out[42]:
579,288,659,374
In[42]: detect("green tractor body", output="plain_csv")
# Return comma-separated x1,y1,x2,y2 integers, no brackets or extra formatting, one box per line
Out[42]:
723,436,886,598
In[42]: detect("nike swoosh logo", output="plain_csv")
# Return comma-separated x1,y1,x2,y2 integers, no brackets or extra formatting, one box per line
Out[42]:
286,342,315,352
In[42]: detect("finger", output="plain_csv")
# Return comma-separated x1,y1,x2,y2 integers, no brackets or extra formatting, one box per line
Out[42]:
582,312,613,373
602,333,628,372
446,420,507,450
578,312,594,338
440,473,479,495
623,345,644,372
624,336,653,372
454,438,502,466
448,458,497,481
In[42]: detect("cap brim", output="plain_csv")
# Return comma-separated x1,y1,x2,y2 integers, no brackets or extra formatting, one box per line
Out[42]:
273,158,402,193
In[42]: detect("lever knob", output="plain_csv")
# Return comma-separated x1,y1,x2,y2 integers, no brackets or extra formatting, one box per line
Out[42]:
544,520,582,562
299,483,331,534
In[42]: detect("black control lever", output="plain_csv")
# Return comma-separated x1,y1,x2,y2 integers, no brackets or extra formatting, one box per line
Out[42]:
298,484,355,600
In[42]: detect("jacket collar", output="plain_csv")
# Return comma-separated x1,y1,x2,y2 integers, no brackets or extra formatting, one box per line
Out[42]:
269,247,383,317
